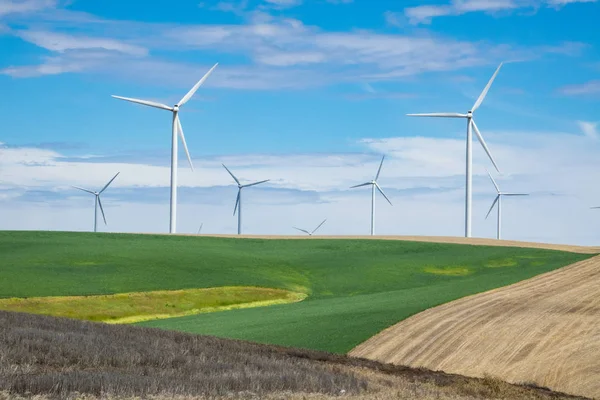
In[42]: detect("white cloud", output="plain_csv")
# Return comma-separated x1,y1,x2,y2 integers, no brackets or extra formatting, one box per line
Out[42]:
578,121,599,139
0,5,584,88
559,80,600,96
15,30,148,56
401,0,597,25
263,0,302,8
2,128,600,244
0,0,57,17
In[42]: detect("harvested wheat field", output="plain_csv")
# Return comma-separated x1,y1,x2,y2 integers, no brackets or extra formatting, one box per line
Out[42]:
350,254,600,399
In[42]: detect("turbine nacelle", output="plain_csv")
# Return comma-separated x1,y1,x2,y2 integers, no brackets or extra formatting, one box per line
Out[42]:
173,105,180,112
467,111,473,117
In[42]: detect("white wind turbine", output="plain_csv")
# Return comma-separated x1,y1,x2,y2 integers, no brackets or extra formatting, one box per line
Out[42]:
408,62,504,238
293,219,327,236
350,155,393,236
72,172,120,233
222,164,269,235
485,171,528,240
111,63,218,234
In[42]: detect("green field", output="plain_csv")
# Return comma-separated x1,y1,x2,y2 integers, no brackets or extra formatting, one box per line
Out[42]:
0,231,592,353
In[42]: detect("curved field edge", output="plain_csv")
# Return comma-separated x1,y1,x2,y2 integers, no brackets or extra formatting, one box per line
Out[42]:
0,310,589,400
348,255,600,399
138,251,595,353
0,231,594,353
0,287,306,324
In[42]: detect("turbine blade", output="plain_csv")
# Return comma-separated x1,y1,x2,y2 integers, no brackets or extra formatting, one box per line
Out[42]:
222,164,240,185
72,186,94,195
293,227,310,235
375,155,385,180
503,193,529,196
243,179,269,188
233,190,240,216
375,182,393,206
98,196,107,225
486,169,500,193
177,116,194,171
471,119,500,173
350,182,372,189
111,95,172,111
406,113,467,118
311,219,327,234
591,206,600,209
178,63,219,107
197,223,203,234
472,62,503,112
485,195,500,219
99,172,120,194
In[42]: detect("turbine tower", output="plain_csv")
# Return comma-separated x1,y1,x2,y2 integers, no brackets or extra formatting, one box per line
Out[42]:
293,219,327,236
350,155,392,236
485,171,528,240
408,63,504,238
222,164,269,235
197,223,203,234
112,63,218,234
72,172,120,233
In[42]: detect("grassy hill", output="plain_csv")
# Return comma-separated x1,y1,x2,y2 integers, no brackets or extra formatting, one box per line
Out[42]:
0,231,592,353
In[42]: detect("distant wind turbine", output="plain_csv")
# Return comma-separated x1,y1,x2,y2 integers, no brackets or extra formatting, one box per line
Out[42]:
197,223,203,234
72,172,120,233
408,63,504,238
350,155,392,236
111,63,218,234
485,170,528,240
222,164,269,235
293,219,327,236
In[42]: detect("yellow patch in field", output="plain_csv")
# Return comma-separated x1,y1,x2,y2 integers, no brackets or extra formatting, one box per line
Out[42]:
0,287,306,324
423,266,472,276
73,261,99,266
486,258,517,268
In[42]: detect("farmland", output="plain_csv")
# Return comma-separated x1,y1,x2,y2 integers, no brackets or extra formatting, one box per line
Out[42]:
0,231,592,354
0,310,588,400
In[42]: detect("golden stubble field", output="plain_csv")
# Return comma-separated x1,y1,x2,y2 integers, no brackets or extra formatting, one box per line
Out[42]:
350,253,600,399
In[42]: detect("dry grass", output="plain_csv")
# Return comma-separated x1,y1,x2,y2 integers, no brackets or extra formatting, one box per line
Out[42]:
350,255,600,399
0,311,588,400
0,287,305,324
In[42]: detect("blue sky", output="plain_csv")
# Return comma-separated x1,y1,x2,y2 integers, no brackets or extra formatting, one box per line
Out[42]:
0,0,599,243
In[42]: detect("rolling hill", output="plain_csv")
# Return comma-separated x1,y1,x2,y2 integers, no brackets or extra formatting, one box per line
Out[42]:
350,254,600,399
0,231,593,354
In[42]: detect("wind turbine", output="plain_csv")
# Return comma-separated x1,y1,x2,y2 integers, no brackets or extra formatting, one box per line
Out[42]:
222,164,269,235
111,63,218,234
293,219,327,236
408,62,504,238
350,155,392,236
485,171,528,240
72,172,120,233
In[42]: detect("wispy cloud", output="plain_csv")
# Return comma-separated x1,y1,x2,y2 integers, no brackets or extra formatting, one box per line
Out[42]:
14,30,148,55
0,3,585,89
0,0,57,17
400,0,597,25
578,121,599,139
558,80,600,96
262,0,302,9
